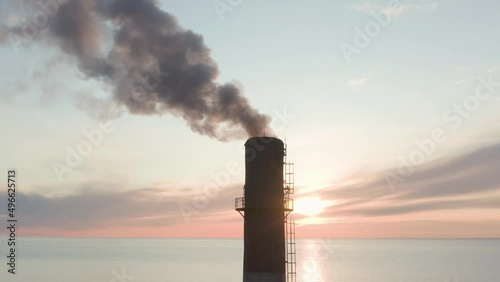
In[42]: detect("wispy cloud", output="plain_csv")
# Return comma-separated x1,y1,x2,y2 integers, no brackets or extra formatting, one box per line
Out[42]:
2,141,499,237
455,76,476,85
310,141,500,220
455,66,500,85
347,77,368,91
349,0,442,16
349,2,401,15
340,196,500,217
486,66,500,74
0,185,240,232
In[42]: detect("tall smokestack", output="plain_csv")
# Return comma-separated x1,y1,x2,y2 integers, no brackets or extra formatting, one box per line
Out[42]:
236,137,290,282
1,0,273,140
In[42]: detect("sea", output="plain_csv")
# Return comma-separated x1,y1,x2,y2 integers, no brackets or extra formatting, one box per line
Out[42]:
1,238,498,282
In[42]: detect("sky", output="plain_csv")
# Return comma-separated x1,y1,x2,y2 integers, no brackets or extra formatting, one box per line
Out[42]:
0,0,499,238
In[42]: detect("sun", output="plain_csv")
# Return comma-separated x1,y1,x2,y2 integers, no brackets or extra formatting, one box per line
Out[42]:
294,197,329,216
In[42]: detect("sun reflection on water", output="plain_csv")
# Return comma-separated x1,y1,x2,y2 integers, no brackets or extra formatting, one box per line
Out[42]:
297,239,328,282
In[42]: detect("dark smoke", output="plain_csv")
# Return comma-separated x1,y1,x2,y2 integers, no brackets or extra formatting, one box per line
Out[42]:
2,0,273,140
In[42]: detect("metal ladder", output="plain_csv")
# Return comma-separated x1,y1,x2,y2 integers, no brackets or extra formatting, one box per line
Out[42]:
285,218,296,282
284,142,296,282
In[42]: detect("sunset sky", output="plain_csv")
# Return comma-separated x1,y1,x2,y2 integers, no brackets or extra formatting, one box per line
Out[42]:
0,0,499,238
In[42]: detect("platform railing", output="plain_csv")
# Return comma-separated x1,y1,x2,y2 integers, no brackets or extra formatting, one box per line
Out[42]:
235,197,245,210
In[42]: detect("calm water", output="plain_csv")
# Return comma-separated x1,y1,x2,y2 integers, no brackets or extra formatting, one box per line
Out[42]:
1,238,498,282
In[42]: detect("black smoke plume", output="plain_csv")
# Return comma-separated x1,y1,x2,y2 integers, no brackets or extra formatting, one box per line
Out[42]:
2,0,273,140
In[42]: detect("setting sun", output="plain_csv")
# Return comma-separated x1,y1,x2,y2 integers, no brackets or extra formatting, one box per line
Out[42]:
294,197,330,216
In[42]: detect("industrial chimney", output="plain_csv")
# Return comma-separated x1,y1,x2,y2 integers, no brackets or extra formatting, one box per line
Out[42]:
235,137,295,282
